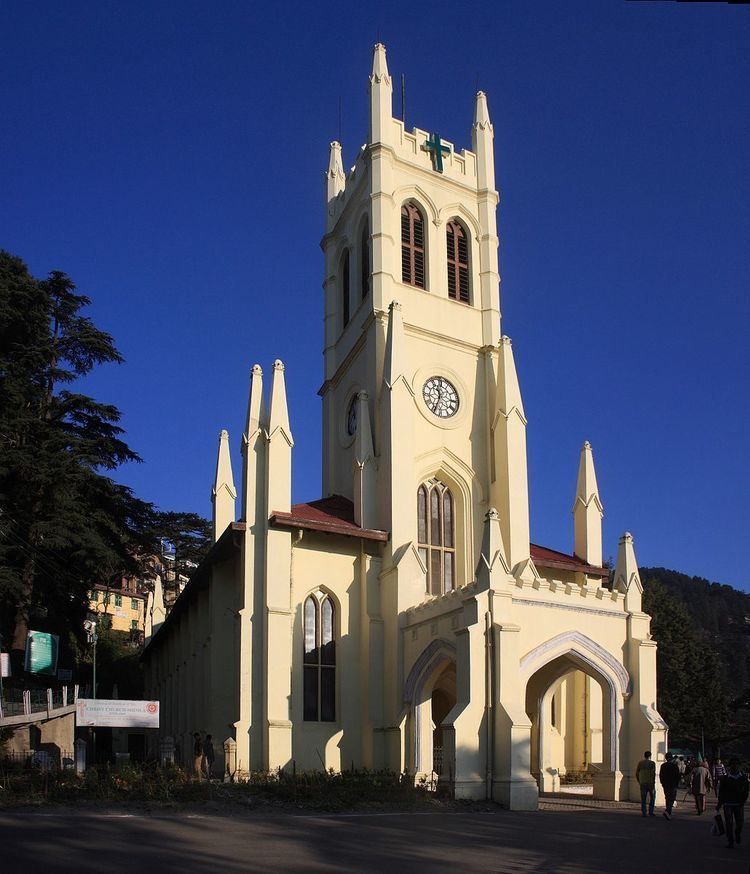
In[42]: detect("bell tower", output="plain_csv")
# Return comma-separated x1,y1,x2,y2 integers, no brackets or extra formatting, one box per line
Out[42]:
320,44,530,591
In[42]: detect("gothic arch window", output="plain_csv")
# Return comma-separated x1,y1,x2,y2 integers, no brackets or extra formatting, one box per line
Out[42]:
417,479,456,596
303,591,336,722
360,220,370,301
446,220,470,303
401,202,426,289
341,249,351,328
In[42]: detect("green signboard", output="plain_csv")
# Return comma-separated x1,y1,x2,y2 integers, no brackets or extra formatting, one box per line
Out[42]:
24,630,59,676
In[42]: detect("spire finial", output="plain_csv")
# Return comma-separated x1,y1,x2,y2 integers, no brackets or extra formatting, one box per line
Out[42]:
371,43,390,82
472,90,495,190
614,530,643,611
369,43,393,145
384,300,406,387
573,439,603,567
326,141,345,202
268,358,293,446
212,428,237,541
243,364,265,443
473,90,492,130
475,507,510,590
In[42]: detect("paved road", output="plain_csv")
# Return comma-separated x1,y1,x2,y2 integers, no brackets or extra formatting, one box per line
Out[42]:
1,804,746,873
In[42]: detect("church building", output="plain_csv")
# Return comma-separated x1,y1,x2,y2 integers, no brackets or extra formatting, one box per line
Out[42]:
142,44,666,810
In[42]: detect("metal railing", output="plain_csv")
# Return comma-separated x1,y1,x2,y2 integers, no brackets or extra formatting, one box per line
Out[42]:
0,749,76,771
0,685,79,720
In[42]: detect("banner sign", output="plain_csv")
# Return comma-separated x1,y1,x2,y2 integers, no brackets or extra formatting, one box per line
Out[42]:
0,652,10,678
24,630,59,676
76,698,159,728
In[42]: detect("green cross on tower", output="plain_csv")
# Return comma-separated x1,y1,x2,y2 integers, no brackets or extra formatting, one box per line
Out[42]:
421,132,451,173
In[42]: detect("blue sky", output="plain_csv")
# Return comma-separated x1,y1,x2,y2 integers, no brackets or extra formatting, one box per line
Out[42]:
2,1,748,587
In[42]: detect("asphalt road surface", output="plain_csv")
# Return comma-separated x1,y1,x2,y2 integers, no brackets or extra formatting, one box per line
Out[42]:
2,803,746,873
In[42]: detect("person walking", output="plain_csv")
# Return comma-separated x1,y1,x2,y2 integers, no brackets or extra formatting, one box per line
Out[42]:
691,758,712,814
713,758,726,795
660,752,681,820
193,732,203,782
203,734,215,780
716,757,749,849
636,750,657,817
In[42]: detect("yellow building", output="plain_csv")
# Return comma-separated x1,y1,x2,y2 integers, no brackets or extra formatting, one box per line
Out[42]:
143,45,666,809
89,584,145,635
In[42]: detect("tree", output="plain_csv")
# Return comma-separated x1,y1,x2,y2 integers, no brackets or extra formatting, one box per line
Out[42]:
643,577,729,748
138,510,211,608
0,253,153,669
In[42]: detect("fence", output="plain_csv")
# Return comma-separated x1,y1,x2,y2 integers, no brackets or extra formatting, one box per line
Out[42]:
0,749,76,772
0,685,79,720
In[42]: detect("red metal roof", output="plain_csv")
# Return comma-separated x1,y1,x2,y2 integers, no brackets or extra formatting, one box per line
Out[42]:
530,543,609,578
269,495,389,542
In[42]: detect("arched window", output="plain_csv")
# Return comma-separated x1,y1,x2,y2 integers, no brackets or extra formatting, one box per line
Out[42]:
417,479,456,596
360,220,370,301
303,591,336,722
446,220,469,303
341,250,350,327
401,202,425,288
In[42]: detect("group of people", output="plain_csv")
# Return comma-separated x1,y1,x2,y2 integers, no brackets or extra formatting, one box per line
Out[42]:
636,750,750,849
192,732,216,781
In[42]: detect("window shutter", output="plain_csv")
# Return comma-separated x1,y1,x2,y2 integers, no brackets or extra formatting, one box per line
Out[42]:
446,221,470,303
401,203,426,289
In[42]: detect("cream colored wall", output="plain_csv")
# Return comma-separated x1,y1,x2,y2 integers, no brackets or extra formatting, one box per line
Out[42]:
288,534,369,771
144,552,241,773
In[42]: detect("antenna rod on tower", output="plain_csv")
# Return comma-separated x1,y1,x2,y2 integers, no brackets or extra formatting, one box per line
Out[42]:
338,96,342,143
401,73,406,124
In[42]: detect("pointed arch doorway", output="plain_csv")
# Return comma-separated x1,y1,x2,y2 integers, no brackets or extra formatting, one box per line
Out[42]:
405,641,457,787
521,633,629,799
526,657,607,793
430,663,456,781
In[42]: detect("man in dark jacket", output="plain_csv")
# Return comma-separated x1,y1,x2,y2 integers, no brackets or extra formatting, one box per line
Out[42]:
636,751,657,817
717,758,750,849
660,753,681,820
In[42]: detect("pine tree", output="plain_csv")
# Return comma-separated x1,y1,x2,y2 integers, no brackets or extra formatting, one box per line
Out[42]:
0,253,153,668
644,577,729,747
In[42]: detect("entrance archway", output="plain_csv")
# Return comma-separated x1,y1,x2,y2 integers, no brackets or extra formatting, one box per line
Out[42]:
430,663,456,779
404,640,457,782
526,659,606,793
519,632,630,799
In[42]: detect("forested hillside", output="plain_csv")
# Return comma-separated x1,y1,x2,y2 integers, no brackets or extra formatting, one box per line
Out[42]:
641,567,750,754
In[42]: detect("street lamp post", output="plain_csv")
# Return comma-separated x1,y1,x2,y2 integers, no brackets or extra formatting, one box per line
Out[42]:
83,620,98,765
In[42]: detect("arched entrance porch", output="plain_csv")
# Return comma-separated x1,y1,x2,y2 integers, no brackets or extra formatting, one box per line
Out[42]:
519,632,630,801
526,655,610,793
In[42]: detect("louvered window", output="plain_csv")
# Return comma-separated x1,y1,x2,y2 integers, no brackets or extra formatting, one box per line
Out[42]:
360,221,370,300
401,203,426,289
341,250,350,327
446,221,470,303
303,592,336,722
417,479,456,596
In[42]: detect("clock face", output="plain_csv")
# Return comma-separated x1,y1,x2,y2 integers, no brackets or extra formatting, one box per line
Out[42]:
347,396,358,436
422,376,459,419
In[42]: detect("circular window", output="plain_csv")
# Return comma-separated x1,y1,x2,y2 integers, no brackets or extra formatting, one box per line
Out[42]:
422,376,459,419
